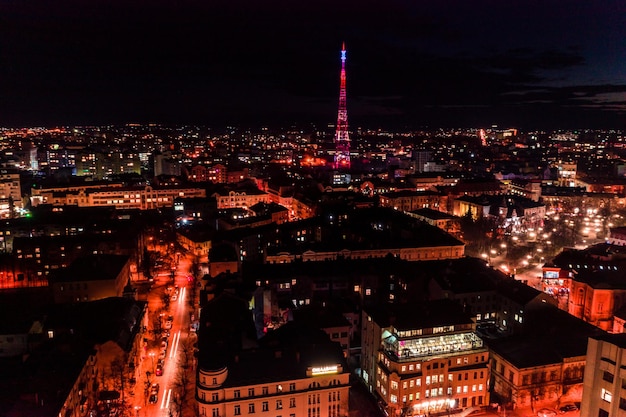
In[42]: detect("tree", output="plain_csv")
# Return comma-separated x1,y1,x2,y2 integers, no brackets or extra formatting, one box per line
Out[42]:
152,314,163,338
110,355,129,401
178,337,195,370
170,338,198,416
161,292,171,310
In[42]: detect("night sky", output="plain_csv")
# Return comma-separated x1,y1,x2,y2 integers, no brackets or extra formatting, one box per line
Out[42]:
1,0,626,129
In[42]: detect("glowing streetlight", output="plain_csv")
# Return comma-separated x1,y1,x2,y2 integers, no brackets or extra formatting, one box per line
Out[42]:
149,352,155,373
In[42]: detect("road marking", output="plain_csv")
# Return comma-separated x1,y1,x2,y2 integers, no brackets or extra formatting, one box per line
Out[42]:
170,330,181,359
179,287,186,304
160,388,170,409
164,389,172,410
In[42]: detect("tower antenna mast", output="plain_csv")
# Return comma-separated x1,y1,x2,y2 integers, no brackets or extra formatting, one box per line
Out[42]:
334,42,351,169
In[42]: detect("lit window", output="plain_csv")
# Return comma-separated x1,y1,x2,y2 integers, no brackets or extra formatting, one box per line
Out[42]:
602,388,613,403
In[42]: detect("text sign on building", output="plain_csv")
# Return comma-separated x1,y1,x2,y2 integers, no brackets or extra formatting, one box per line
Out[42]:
309,365,340,376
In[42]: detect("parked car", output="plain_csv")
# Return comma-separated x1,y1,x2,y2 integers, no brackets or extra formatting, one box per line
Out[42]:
537,408,557,417
559,404,578,413
155,361,164,376
148,383,159,403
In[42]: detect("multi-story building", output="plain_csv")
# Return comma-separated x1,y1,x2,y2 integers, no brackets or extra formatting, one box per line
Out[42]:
608,226,626,246
154,152,182,176
264,208,465,264
409,208,460,236
31,184,206,210
50,254,130,303
569,269,626,332
196,294,350,417
453,194,545,231
0,170,22,217
75,149,141,179
213,189,271,210
42,145,79,173
379,190,446,212
13,229,143,285
188,163,228,183
489,304,604,411
502,179,542,202
581,333,626,417
6,297,147,417
361,299,490,416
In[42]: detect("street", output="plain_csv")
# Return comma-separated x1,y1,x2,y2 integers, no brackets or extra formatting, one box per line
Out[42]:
133,247,197,417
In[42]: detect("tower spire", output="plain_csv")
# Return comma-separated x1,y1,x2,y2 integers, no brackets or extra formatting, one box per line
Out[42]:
334,42,350,169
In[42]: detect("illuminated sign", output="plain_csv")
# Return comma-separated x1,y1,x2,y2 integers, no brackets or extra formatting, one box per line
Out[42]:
310,365,339,376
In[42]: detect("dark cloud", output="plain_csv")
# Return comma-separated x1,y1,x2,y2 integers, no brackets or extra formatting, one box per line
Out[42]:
0,0,625,128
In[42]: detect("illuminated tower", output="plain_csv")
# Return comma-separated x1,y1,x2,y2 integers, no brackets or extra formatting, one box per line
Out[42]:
334,42,351,169
479,129,487,147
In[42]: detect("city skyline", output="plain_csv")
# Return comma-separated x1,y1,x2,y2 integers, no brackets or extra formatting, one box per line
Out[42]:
1,0,626,129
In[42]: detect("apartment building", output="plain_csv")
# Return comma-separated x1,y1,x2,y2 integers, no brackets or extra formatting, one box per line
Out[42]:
361,299,490,416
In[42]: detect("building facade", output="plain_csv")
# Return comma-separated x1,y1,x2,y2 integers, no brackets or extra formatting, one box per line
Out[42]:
197,353,350,417
31,184,206,210
50,255,130,303
581,334,626,417
214,190,271,210
361,300,490,416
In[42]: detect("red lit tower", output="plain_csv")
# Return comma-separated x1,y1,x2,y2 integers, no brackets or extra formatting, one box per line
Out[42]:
334,42,351,169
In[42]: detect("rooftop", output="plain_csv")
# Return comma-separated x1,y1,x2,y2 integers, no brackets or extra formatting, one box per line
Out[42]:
50,254,129,283
365,298,474,332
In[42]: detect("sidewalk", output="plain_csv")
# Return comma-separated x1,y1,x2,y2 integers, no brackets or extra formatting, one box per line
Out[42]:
493,399,580,417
